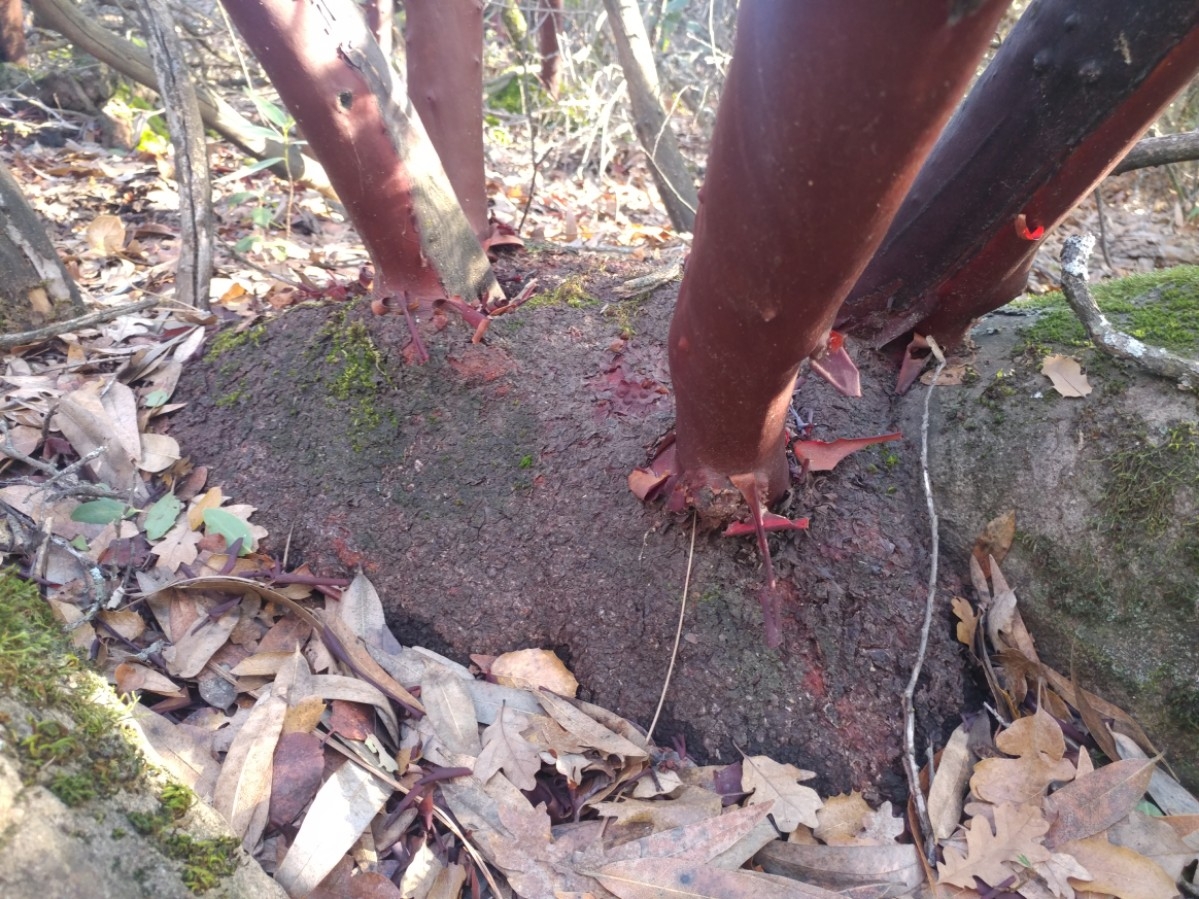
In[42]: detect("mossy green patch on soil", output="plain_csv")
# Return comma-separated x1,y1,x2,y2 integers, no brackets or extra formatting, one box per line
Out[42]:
525,274,598,309
204,323,266,362
1013,265,1199,353
319,313,395,447
0,573,144,806
127,785,240,894
0,573,248,893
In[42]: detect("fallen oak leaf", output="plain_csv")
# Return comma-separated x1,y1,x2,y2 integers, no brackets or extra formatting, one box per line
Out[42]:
791,432,902,472
1041,354,1092,398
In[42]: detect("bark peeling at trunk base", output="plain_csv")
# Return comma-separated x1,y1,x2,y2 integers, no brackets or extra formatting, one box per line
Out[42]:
667,0,1010,507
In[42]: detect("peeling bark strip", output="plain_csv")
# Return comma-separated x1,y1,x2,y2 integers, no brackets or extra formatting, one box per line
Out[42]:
133,0,213,310
219,0,502,310
839,0,1199,350
667,0,1010,504
405,0,489,244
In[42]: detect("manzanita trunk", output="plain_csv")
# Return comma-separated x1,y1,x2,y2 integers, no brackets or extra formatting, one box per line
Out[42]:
838,0,1199,351
220,0,502,321
667,0,1010,509
0,0,25,66
405,0,490,244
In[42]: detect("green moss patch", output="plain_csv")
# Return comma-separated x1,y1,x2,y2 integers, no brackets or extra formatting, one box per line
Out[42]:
1013,265,1199,353
128,785,240,894
0,573,143,806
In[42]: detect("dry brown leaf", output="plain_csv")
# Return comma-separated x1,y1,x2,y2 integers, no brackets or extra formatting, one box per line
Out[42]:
972,707,1075,806
1044,758,1156,849
537,689,648,760
937,802,1051,888
126,703,221,796
98,608,146,642
474,707,542,792
332,571,403,656
813,791,871,845
426,862,467,899
86,213,126,255
398,841,445,897
187,487,225,530
997,705,1067,760
214,686,287,848
740,754,822,833
163,598,240,678
422,667,483,756
274,759,394,896
268,731,325,829
320,611,425,715
308,674,400,744
491,648,580,696
1108,810,1197,880
113,661,187,699
1059,835,1177,899
54,381,141,494
973,511,1016,575
151,522,201,573
138,432,181,472
1034,852,1093,899
1041,354,1093,398
929,723,974,840
1112,732,1199,816
592,785,723,833
756,840,924,895
952,596,979,648
860,801,904,844
597,856,836,898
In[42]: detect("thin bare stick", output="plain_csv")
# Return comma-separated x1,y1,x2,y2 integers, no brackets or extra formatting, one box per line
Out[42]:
0,297,160,350
1060,234,1199,391
646,511,696,745
905,335,945,867
1092,188,1116,273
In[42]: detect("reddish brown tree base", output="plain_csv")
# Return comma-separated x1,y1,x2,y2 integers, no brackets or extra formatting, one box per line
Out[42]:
167,250,974,799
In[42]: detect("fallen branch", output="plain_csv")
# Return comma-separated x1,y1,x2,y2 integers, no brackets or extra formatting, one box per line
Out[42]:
1111,129,1199,176
1059,235,1199,391
0,297,160,350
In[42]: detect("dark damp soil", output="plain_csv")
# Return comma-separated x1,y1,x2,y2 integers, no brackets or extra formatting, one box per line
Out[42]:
166,246,979,801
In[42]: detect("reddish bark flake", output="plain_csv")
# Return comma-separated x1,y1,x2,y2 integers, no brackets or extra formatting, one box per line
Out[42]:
791,432,902,472
722,512,810,537
1014,214,1044,241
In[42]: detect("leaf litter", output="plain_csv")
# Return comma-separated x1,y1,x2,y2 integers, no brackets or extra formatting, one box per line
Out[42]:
0,220,1197,897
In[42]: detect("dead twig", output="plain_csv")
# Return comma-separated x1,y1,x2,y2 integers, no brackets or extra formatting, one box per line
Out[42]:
0,297,161,350
646,510,696,745
1060,234,1199,391
905,335,945,867
1092,188,1116,273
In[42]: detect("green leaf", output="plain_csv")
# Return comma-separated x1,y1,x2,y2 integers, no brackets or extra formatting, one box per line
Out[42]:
143,389,170,408
71,498,130,525
251,206,274,228
235,234,260,254
202,509,255,554
144,493,182,541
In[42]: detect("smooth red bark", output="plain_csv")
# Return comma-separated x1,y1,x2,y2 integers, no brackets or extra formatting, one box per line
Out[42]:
838,0,1199,350
538,0,563,98
1,0,26,66
667,0,1009,506
406,0,490,244
220,0,500,315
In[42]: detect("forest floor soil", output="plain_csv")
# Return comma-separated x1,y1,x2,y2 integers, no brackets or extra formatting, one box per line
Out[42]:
167,247,976,800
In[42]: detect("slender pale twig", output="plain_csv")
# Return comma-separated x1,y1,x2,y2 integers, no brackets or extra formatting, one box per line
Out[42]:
905,335,946,866
647,511,696,745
